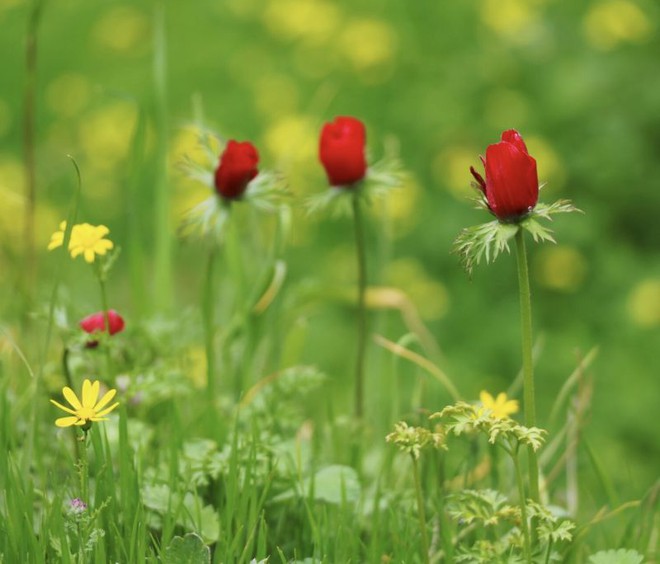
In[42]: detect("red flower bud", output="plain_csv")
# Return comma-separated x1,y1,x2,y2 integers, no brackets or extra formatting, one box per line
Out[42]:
471,129,539,220
80,310,125,347
319,116,367,187
214,140,259,200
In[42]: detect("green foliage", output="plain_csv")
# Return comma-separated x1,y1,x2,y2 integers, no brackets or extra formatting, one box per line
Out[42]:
162,533,210,564
587,549,645,564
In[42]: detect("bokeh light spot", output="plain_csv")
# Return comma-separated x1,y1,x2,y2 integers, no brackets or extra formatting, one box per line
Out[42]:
46,73,91,118
433,146,480,200
584,0,652,51
627,279,660,327
93,6,150,54
387,258,450,320
263,0,340,45
534,246,587,292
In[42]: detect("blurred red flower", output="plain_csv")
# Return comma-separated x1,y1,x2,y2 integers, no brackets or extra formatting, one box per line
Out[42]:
214,140,259,200
80,310,125,347
470,130,539,220
319,116,367,187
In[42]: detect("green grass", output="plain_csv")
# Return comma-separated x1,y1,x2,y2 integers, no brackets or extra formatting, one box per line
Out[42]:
1,0,659,561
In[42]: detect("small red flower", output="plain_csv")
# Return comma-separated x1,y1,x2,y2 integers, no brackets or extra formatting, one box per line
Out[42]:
80,310,125,347
214,140,259,200
470,129,539,221
319,116,367,187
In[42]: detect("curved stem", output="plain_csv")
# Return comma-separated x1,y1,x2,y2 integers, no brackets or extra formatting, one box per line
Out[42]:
512,446,532,564
352,192,368,420
514,228,540,505
411,455,430,564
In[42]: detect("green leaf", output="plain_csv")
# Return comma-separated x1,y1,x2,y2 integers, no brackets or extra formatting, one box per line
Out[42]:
587,549,644,564
162,533,211,564
310,465,361,504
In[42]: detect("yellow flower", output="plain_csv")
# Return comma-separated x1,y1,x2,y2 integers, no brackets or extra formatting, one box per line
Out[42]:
479,390,519,419
47,221,114,263
50,379,119,428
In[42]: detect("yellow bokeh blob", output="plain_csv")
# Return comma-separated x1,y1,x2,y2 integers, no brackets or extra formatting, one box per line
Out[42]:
433,146,480,200
524,135,566,193
92,6,150,54
371,174,419,238
387,258,450,320
254,74,300,119
263,0,340,45
583,0,652,50
481,0,540,42
0,154,59,249
263,114,317,167
46,73,91,118
534,246,587,292
78,101,137,172
339,18,398,81
627,279,660,327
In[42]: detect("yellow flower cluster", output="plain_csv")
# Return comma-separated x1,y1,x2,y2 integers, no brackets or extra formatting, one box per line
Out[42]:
47,221,114,263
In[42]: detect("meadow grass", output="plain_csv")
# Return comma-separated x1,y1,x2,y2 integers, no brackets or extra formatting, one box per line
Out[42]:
1,1,658,562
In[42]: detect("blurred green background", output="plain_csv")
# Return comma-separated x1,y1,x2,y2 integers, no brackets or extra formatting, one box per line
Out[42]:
1,0,658,502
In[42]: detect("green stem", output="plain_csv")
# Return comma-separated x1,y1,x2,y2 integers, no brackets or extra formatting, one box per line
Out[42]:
22,0,46,312
411,456,430,564
514,228,540,505
544,538,554,564
152,0,172,311
512,445,532,564
203,248,217,400
351,191,368,420
79,430,89,503
96,263,112,379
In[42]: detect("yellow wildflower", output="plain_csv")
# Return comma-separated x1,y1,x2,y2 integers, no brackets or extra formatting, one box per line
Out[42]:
479,390,519,419
50,379,119,428
47,221,114,263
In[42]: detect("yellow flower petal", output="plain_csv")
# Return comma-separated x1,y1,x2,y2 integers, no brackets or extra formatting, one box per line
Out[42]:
82,379,100,408
479,391,494,406
84,248,96,263
55,416,80,427
50,398,78,416
95,402,119,418
94,388,117,412
62,387,83,410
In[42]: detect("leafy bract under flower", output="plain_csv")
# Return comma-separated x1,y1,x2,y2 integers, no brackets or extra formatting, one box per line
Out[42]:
453,199,581,275
48,221,114,263
179,131,287,243
50,379,119,428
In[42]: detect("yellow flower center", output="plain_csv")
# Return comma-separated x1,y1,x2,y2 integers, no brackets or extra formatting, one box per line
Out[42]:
77,407,96,420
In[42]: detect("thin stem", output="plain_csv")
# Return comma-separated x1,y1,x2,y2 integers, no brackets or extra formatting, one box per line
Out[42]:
514,228,540,505
79,430,89,504
22,0,46,310
96,263,112,379
152,0,172,311
544,538,554,564
203,248,217,400
512,446,532,564
351,192,368,420
411,456,430,564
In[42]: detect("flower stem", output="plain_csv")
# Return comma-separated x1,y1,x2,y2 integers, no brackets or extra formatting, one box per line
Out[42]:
514,228,540,505
78,430,89,503
411,455,430,564
22,0,47,312
97,263,112,379
351,191,367,420
203,248,217,400
512,445,532,564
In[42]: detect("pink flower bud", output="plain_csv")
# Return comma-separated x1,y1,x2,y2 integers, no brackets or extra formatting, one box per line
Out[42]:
319,116,367,187
214,140,259,200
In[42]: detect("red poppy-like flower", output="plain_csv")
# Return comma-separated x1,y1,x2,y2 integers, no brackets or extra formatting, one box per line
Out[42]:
80,310,125,347
470,129,539,221
214,140,259,200
319,116,367,187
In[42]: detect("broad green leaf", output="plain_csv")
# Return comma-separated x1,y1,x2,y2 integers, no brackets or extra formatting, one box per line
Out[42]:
162,533,210,564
